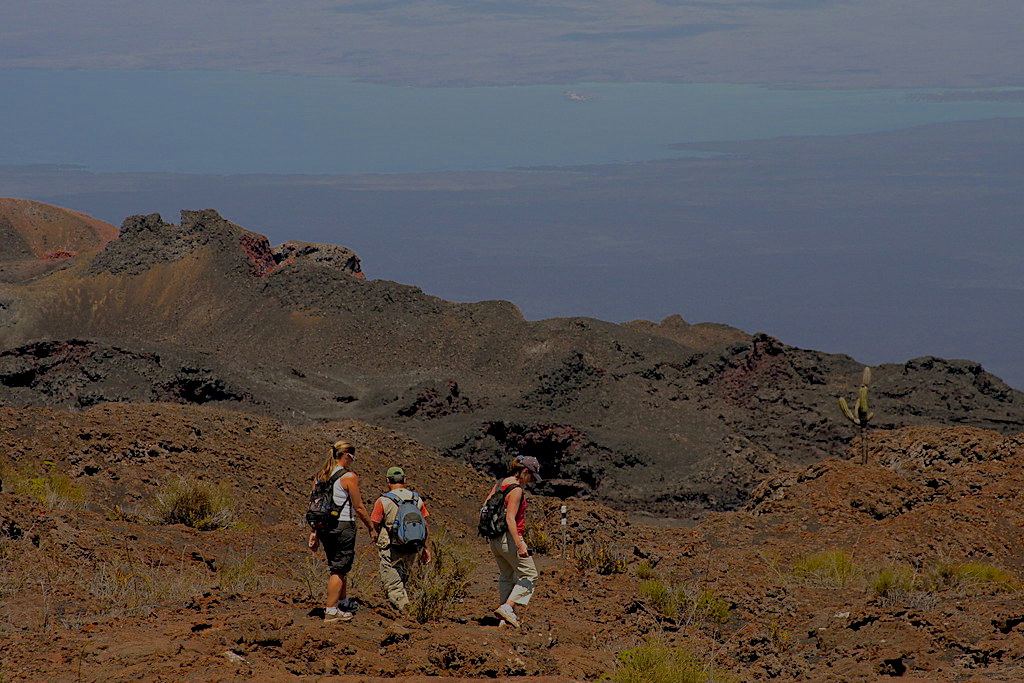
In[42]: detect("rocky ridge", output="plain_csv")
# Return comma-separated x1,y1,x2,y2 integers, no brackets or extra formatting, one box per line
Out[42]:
1,201,1023,515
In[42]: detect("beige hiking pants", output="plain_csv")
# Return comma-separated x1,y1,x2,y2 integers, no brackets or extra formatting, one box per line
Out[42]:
489,530,539,606
378,545,417,610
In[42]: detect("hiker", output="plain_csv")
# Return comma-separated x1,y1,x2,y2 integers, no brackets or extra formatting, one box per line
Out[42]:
307,440,373,623
483,455,542,628
369,466,432,612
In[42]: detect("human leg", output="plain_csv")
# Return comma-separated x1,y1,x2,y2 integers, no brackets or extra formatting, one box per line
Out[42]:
490,536,516,604
326,572,348,608
379,545,414,610
493,531,537,606
505,554,538,607
319,522,357,615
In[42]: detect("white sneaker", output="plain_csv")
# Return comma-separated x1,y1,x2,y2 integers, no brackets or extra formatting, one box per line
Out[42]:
495,603,520,628
324,606,354,623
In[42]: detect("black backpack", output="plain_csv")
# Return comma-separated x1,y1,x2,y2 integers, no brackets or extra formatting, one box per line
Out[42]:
306,468,349,530
478,483,520,538
383,491,428,552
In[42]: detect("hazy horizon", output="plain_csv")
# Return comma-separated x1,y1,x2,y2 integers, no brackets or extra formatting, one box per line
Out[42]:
5,116,1024,390
3,0,1023,389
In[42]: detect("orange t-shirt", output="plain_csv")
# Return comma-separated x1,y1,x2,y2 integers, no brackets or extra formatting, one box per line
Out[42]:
370,488,430,524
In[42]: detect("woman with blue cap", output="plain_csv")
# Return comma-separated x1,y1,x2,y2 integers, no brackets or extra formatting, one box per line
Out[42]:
483,454,543,628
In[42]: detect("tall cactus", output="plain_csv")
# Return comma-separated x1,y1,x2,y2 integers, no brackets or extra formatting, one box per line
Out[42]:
838,367,874,464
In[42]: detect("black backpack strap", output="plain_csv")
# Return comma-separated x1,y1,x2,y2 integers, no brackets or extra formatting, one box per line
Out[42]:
326,467,348,486
326,467,351,513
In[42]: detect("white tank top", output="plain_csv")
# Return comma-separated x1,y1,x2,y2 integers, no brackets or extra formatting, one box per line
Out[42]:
330,466,355,522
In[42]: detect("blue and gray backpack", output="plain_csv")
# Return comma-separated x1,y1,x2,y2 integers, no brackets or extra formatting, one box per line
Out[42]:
383,491,428,552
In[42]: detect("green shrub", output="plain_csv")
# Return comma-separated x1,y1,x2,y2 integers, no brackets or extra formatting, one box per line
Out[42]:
951,562,1015,587
931,561,1018,593
407,531,474,623
6,463,86,510
636,559,656,580
870,560,1017,609
152,477,236,530
638,580,730,626
607,640,724,683
690,588,731,625
639,579,678,618
871,566,919,597
791,550,857,588
524,522,552,555
574,540,628,575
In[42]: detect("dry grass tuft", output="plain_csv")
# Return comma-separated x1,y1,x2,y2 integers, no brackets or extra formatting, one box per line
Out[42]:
90,555,208,617
638,579,731,626
791,550,858,588
523,522,552,555
573,540,628,575
636,559,657,580
217,549,269,596
608,638,730,683
4,463,86,510
151,477,237,530
407,531,474,624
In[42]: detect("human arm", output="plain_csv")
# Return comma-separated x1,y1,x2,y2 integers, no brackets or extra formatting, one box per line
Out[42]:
504,487,529,558
421,533,432,564
481,482,497,508
369,497,384,541
418,497,432,564
308,477,320,551
342,473,374,534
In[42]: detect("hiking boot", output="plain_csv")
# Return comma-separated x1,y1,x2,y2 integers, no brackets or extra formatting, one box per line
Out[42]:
324,606,354,623
494,603,520,628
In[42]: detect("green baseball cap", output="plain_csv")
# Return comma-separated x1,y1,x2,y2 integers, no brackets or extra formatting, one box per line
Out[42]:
386,466,406,478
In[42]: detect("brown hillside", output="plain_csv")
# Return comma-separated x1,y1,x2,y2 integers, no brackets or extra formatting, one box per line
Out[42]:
1,203,1023,516
2,406,1023,680
0,198,118,283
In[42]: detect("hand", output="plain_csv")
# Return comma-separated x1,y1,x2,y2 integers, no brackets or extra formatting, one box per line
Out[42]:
308,532,319,551
421,548,433,565
516,543,529,558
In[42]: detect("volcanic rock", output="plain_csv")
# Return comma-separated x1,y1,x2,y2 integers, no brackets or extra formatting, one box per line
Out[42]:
2,202,1023,514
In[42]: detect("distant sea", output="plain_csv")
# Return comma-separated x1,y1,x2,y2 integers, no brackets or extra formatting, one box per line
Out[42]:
3,69,1024,175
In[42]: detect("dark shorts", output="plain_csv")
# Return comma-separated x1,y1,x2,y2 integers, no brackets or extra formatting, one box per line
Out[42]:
318,520,356,576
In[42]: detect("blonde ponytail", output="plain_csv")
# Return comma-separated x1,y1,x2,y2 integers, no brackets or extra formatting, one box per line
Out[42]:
314,440,356,482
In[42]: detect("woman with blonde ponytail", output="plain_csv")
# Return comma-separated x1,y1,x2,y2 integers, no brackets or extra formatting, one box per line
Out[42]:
308,440,373,622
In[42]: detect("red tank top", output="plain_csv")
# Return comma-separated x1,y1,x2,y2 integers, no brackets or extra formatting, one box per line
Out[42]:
500,482,526,535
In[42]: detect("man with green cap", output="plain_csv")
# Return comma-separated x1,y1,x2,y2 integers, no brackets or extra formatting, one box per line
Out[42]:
369,466,433,612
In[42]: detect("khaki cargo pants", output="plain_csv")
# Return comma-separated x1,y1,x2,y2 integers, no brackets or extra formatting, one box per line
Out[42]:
489,530,539,606
379,544,418,610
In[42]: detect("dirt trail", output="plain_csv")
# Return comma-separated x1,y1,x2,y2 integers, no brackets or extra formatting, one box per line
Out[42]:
3,405,1024,680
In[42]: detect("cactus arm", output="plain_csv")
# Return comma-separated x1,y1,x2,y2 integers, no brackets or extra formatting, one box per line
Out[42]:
855,386,871,423
839,397,857,423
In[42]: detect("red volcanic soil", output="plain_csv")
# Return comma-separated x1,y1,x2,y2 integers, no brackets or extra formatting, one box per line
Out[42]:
0,198,118,282
2,404,1023,681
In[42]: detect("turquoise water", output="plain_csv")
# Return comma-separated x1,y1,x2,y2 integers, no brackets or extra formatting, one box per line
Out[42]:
3,69,1024,175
